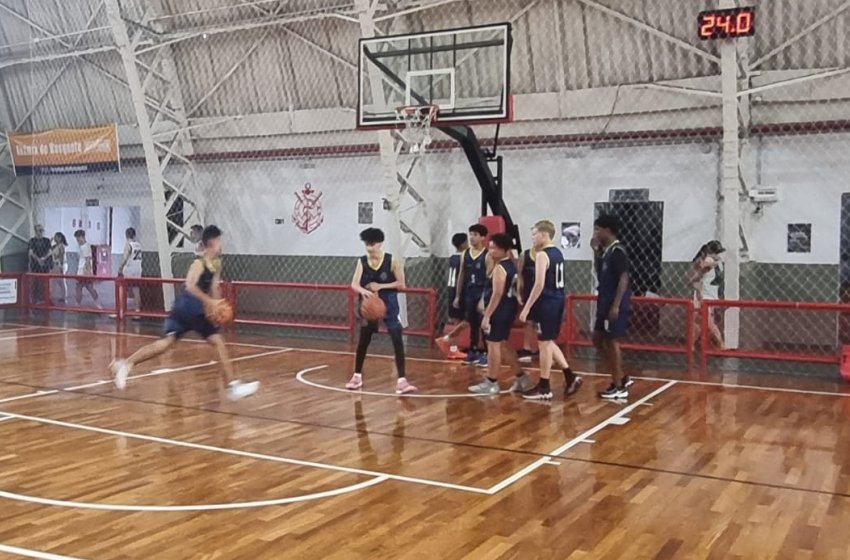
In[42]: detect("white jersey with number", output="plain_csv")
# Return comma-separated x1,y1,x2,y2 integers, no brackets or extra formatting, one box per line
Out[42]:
124,240,143,277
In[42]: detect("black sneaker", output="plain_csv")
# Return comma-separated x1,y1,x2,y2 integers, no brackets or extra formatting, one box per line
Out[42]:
599,384,628,399
517,349,538,363
522,384,553,400
623,376,635,388
564,376,583,397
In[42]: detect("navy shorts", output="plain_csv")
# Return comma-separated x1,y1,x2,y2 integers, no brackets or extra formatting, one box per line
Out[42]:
163,310,219,340
531,298,564,342
594,301,630,338
362,292,402,330
486,300,518,343
464,289,484,323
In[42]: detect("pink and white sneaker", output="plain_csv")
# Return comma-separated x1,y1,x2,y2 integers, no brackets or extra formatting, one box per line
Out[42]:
395,378,418,395
345,373,363,390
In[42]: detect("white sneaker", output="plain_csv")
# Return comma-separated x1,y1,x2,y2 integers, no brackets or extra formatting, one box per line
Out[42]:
111,359,131,390
395,378,418,394
227,379,260,400
509,372,533,393
345,373,363,390
468,378,499,395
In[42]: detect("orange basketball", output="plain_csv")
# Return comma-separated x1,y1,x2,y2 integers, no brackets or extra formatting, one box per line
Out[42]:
361,296,387,321
206,300,234,326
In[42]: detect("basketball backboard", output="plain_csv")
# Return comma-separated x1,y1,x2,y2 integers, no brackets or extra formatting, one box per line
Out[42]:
357,23,512,129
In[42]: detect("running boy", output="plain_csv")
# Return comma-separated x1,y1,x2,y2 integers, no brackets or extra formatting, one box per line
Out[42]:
346,227,418,394
109,226,259,400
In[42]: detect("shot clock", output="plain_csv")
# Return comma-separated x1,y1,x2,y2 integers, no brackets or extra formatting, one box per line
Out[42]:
698,7,755,40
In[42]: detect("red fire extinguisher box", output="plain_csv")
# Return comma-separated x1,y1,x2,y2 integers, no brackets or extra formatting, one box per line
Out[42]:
95,245,112,276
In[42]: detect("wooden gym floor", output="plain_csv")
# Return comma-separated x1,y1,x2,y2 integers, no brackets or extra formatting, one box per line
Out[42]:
1,319,850,559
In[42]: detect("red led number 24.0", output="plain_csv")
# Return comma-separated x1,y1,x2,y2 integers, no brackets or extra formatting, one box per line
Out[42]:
698,8,755,40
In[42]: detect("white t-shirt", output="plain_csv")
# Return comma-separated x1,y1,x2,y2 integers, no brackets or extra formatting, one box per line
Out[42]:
124,240,142,276
77,243,91,275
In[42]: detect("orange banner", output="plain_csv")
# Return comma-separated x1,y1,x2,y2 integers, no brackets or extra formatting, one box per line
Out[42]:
8,124,120,175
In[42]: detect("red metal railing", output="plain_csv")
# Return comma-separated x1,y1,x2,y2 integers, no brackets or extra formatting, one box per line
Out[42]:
13,272,436,341
120,276,187,322
700,299,850,369
26,272,118,316
565,294,695,370
10,270,848,369
226,280,436,343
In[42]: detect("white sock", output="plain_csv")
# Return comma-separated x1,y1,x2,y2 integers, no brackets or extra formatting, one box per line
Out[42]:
442,335,450,341
397,377,406,384
450,344,459,352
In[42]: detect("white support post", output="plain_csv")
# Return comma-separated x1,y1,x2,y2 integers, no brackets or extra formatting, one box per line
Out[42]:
105,0,175,306
357,0,409,329
719,4,741,349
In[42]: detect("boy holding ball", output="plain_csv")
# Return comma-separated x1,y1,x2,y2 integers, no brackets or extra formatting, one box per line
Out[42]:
347,228,417,394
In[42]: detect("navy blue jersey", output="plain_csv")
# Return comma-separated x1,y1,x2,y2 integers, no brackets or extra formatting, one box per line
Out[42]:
360,253,397,293
597,241,630,307
521,249,536,295
535,246,565,300
483,259,517,307
462,247,488,292
174,257,218,316
447,253,462,290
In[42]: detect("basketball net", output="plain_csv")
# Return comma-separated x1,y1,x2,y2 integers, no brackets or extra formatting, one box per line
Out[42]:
394,105,438,154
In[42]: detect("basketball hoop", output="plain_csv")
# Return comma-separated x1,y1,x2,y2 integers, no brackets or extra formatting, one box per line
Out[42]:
394,105,438,154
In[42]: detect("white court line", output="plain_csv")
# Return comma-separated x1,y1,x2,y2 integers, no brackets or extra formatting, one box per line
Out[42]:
0,476,388,512
0,409,490,495
0,390,59,404
0,415,13,422
248,343,850,399
0,326,40,334
296,365,512,399
485,380,678,494
63,348,292,391
0,330,77,342
0,544,86,560
0,350,289,403
9,323,850,399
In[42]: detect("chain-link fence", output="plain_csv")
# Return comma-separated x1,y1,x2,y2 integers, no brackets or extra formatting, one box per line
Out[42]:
2,0,849,362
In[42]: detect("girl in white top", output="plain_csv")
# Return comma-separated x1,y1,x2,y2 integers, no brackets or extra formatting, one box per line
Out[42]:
73,229,100,308
690,240,725,350
51,232,68,304
118,227,143,313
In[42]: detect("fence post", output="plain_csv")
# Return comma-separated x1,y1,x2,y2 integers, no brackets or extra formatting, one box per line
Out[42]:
116,276,124,323
685,299,695,371
427,289,436,346
700,302,710,371
347,289,356,345
564,295,573,358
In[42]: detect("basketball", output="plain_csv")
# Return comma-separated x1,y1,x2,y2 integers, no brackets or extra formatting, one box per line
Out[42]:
206,299,234,326
361,296,386,321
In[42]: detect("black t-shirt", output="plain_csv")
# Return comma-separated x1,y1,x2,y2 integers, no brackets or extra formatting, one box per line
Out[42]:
597,242,630,303
29,236,52,270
